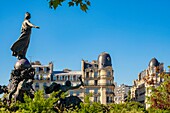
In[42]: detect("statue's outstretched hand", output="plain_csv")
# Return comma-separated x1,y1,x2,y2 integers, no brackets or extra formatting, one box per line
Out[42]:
35,26,40,29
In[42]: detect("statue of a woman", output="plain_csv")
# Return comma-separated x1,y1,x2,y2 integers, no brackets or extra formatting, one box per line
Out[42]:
11,12,40,59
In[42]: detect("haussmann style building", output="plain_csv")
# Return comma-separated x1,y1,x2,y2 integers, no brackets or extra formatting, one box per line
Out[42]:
131,58,166,109
31,52,115,104
81,52,115,104
52,69,84,101
31,61,53,98
114,83,132,104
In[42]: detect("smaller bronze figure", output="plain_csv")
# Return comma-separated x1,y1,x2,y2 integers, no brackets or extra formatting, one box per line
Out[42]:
0,85,8,94
44,76,84,97
44,76,84,110
11,12,40,59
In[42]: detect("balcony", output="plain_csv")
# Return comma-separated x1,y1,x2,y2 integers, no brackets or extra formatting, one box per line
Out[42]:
83,76,100,80
106,92,114,95
84,83,115,87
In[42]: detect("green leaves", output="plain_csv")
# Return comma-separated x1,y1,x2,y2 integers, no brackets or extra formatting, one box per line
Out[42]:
68,2,74,7
49,0,65,9
80,4,88,12
15,90,59,113
148,71,170,110
48,0,91,12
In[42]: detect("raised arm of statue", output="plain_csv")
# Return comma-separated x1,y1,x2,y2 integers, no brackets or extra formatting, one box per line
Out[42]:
70,84,82,90
25,20,40,29
69,76,84,90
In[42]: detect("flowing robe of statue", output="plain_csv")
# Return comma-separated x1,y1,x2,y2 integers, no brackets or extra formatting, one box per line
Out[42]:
11,13,39,58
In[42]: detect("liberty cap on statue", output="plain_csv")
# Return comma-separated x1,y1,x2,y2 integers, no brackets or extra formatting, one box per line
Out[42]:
11,12,40,60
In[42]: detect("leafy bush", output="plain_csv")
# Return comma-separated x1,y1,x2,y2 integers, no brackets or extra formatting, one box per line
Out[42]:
15,90,59,113
148,73,170,110
0,89,170,113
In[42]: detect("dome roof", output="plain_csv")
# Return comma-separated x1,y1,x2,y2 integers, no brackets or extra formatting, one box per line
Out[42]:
149,58,159,67
98,52,112,69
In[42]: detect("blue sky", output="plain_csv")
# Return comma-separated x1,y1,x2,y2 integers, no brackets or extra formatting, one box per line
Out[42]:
0,0,170,86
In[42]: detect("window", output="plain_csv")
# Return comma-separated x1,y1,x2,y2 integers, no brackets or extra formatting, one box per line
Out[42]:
94,97,97,102
35,83,39,88
76,91,80,96
44,67,47,73
110,80,112,84
53,76,56,81
73,75,76,81
86,72,89,78
94,88,98,94
60,76,62,80
70,75,73,81
106,96,109,103
35,74,39,80
65,76,68,80
94,64,98,67
106,80,110,85
94,72,98,78
56,76,59,80
86,88,89,93
110,97,112,102
43,82,47,87
107,71,111,77
35,67,39,73
94,80,98,86
70,91,73,96
85,80,89,85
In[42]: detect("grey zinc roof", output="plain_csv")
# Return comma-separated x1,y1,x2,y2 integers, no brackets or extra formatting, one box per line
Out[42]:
149,57,159,67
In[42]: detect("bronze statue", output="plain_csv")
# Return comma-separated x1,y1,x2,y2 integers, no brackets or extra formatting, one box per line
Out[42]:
44,76,84,97
7,59,35,103
44,76,84,110
6,12,38,105
11,12,40,59
0,85,8,94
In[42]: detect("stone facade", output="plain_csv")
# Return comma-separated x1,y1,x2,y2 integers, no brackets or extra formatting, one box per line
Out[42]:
31,61,53,98
31,52,114,104
82,52,115,104
52,69,84,100
114,83,131,104
131,58,165,109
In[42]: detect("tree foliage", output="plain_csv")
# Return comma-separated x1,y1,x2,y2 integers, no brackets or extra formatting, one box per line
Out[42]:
48,0,91,12
0,90,59,113
0,91,145,113
15,90,59,113
148,72,170,110
0,91,170,113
